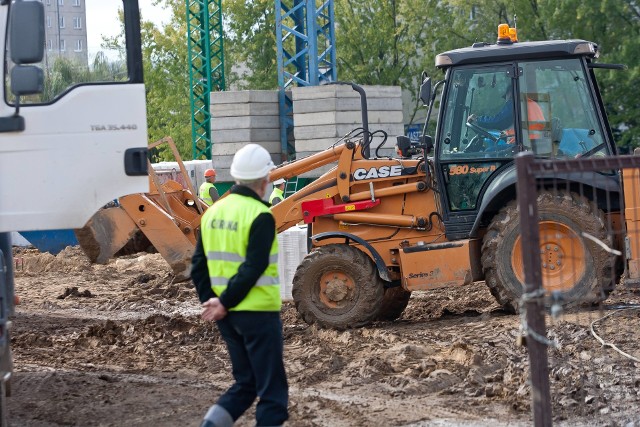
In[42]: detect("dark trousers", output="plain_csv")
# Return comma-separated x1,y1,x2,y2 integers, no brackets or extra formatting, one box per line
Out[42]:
216,311,288,426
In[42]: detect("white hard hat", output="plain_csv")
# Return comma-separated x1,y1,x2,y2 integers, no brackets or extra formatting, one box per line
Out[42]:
230,144,275,180
273,178,286,185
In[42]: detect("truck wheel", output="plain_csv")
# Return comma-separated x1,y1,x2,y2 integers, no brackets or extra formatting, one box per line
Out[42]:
292,244,385,329
375,287,411,321
482,192,614,313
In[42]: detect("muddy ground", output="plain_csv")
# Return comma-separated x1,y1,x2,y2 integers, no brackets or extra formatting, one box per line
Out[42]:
6,246,640,426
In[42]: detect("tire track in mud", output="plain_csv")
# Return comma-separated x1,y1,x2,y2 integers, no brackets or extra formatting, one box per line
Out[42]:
9,248,640,426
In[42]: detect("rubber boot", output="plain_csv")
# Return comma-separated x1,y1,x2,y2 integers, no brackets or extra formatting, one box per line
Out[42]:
200,404,233,427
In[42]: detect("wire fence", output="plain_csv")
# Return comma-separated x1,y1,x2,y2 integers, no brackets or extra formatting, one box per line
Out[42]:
515,152,640,426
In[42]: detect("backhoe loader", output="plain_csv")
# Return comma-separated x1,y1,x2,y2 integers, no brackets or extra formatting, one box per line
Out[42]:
269,26,627,329
75,137,206,281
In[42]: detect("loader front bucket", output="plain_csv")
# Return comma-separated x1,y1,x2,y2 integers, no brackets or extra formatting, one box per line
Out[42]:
74,206,138,264
117,193,196,282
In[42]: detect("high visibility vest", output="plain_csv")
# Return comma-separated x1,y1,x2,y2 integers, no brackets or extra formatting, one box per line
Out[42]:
523,98,547,140
504,99,547,142
201,193,281,311
269,187,284,205
199,182,216,206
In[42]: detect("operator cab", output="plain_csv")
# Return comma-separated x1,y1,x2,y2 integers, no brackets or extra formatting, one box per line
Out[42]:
422,26,617,237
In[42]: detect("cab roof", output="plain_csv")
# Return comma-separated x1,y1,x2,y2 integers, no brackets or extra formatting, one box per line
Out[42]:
435,39,598,69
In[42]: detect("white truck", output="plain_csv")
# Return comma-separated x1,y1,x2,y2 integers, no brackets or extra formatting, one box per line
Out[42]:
0,0,149,422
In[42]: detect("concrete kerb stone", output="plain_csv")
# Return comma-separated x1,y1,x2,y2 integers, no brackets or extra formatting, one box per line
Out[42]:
211,128,281,144
294,123,404,140
294,111,403,127
291,85,401,101
211,115,280,131
292,97,403,114
211,141,282,156
211,153,281,165
211,103,280,117
210,90,279,105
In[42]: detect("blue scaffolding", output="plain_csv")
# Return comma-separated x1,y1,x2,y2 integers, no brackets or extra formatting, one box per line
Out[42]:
275,0,337,162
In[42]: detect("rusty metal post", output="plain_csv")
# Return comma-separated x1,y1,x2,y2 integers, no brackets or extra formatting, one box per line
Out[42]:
515,152,552,427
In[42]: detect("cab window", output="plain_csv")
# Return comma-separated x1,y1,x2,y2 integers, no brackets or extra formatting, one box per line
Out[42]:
438,66,516,161
518,59,610,158
6,0,130,105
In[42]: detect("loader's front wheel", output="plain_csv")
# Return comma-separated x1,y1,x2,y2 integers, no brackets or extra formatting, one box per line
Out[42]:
292,244,385,329
375,287,411,321
482,192,614,313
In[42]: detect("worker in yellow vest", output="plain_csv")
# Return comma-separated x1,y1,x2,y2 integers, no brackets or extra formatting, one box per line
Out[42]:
269,178,286,205
191,144,288,427
199,168,219,206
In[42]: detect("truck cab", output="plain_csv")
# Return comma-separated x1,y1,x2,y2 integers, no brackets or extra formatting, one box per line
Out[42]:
0,1,149,420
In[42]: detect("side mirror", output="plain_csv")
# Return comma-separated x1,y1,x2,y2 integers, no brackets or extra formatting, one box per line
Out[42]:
0,0,46,133
396,136,412,158
421,135,434,155
11,66,44,96
419,76,432,106
10,0,45,64
396,135,429,158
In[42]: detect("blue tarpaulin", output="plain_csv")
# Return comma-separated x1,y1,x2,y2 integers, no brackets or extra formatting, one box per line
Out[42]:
18,229,78,255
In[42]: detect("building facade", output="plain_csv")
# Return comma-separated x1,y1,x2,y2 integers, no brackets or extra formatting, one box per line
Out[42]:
42,0,88,67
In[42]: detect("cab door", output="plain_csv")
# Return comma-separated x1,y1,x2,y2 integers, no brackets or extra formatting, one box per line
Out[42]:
435,64,518,239
0,0,148,233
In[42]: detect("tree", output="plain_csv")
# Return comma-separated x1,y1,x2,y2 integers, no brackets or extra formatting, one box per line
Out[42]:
443,0,640,149
138,1,193,161
222,0,278,90
334,0,450,124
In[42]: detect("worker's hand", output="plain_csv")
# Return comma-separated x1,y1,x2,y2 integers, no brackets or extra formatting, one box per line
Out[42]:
467,114,477,124
201,298,228,321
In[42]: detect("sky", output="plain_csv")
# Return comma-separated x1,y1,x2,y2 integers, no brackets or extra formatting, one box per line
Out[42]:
86,0,172,58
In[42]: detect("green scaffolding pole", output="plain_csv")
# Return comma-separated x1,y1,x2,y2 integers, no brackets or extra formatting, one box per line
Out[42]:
186,0,225,160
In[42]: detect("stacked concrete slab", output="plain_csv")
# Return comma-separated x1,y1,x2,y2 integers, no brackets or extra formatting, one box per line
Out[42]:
210,90,283,182
292,85,404,177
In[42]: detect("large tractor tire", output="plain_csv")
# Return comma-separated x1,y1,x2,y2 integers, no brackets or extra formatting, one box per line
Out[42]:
482,192,614,313
375,287,411,321
292,244,385,329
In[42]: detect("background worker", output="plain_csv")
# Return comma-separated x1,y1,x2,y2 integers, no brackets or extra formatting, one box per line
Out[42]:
269,178,286,206
191,144,289,427
199,168,220,206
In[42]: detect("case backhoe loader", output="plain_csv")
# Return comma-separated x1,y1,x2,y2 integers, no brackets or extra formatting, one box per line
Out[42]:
269,26,627,329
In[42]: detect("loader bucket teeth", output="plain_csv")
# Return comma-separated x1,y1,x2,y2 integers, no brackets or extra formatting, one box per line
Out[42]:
74,207,138,264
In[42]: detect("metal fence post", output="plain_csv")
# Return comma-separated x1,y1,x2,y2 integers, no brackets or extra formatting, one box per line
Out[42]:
515,152,552,426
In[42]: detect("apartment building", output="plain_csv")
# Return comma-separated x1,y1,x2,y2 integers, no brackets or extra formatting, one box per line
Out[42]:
42,0,88,67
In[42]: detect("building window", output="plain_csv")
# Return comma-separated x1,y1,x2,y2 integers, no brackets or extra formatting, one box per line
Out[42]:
58,0,64,5
46,15,51,28
59,16,65,28
60,39,66,51
74,39,82,52
470,5,479,20
47,39,53,51
73,0,80,5
46,0,51,5
73,16,82,29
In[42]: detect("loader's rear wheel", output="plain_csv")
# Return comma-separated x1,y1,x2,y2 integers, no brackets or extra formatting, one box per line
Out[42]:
482,192,614,313
292,244,385,329
375,287,411,321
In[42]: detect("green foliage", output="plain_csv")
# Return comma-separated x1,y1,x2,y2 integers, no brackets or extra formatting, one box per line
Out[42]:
222,0,278,90
139,0,192,161
130,0,640,155
335,0,444,123
442,0,640,149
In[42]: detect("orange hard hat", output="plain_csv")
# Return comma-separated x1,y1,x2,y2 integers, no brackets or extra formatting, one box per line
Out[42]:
204,168,216,177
